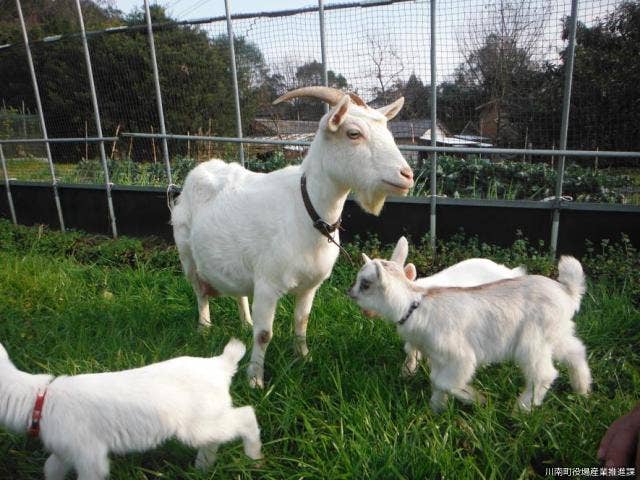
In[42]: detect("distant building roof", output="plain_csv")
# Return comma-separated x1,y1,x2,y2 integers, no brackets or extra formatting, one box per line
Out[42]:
251,118,317,136
420,131,493,147
252,117,448,141
387,120,434,139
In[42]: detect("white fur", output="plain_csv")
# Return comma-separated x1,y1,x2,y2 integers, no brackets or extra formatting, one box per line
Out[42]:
382,236,526,376
0,339,262,480
349,256,592,412
172,93,413,388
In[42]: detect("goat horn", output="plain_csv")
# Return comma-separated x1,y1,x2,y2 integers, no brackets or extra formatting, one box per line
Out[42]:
273,87,367,107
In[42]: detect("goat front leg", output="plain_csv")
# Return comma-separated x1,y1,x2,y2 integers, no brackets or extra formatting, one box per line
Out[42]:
44,454,71,480
402,342,423,377
247,284,279,388
431,353,484,409
293,286,319,358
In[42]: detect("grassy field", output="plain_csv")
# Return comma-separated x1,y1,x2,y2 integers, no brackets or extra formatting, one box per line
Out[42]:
0,221,638,479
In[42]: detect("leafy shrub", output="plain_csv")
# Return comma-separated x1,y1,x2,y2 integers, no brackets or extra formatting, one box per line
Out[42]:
1,219,637,299
412,156,632,203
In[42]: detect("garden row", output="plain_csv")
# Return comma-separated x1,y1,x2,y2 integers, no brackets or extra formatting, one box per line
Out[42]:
5,154,638,203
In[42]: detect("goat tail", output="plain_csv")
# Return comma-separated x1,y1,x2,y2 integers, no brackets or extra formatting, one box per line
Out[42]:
166,183,180,215
557,256,586,312
511,265,527,277
221,338,246,371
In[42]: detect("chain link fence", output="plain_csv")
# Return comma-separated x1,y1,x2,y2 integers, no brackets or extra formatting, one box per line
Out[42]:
1,0,638,245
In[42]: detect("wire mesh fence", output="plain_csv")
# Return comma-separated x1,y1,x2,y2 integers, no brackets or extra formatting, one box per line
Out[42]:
0,0,638,241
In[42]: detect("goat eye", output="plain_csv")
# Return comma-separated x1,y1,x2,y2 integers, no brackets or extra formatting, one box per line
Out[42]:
360,280,370,291
347,130,361,140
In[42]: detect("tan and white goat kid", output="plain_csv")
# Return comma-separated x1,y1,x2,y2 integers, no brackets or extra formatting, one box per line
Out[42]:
348,255,592,412
381,237,526,376
0,339,261,480
172,87,413,388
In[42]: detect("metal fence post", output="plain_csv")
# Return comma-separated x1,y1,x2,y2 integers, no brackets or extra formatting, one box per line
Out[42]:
550,0,579,255
429,0,438,250
0,144,17,224
74,0,118,238
224,0,245,167
318,0,329,114
143,0,173,185
15,0,65,231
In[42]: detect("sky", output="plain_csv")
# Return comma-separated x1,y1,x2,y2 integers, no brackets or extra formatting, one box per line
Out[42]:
104,0,614,99
112,0,318,20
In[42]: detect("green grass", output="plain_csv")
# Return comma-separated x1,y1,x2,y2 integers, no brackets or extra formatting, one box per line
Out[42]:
0,222,638,479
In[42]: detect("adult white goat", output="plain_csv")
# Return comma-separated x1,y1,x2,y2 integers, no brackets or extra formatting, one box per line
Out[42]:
172,87,413,388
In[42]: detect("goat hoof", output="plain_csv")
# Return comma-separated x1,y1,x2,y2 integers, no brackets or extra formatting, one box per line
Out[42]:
514,401,532,413
401,365,418,378
294,344,309,358
429,400,446,414
248,376,264,389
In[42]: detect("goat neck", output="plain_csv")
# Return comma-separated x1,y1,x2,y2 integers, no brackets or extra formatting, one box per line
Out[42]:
300,158,349,228
0,360,53,433
387,282,425,326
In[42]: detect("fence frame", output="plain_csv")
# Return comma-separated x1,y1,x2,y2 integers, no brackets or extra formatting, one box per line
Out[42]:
74,0,118,238
2,0,638,253
14,0,65,232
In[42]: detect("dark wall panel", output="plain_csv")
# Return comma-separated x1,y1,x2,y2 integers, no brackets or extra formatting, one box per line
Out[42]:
60,186,112,235
112,188,173,241
2,184,61,228
558,209,639,254
1,183,638,256
0,185,10,220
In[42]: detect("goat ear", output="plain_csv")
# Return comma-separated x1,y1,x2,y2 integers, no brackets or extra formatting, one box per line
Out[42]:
404,263,417,281
326,95,351,132
390,236,409,265
377,97,404,120
361,253,372,264
374,261,384,282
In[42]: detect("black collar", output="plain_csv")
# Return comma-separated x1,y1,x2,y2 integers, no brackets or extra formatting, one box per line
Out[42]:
300,174,341,241
398,297,423,326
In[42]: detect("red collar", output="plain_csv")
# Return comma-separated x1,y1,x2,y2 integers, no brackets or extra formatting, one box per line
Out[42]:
27,390,47,438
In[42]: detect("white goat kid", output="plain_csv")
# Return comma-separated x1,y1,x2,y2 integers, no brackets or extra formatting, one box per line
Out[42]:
0,339,262,480
349,255,592,412
172,87,413,388
383,236,526,376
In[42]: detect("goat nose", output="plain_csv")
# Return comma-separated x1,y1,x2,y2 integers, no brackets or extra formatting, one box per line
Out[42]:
400,167,413,181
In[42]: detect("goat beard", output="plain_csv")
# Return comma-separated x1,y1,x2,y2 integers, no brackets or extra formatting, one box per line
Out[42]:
354,189,387,216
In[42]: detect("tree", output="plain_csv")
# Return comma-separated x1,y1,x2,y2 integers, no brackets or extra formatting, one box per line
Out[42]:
0,2,269,161
367,35,405,105
270,60,349,120
455,0,551,146
559,1,640,152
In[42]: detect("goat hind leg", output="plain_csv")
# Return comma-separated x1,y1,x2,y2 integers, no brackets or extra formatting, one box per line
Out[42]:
194,406,262,468
175,232,212,328
555,335,591,395
517,346,558,411
237,296,253,326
